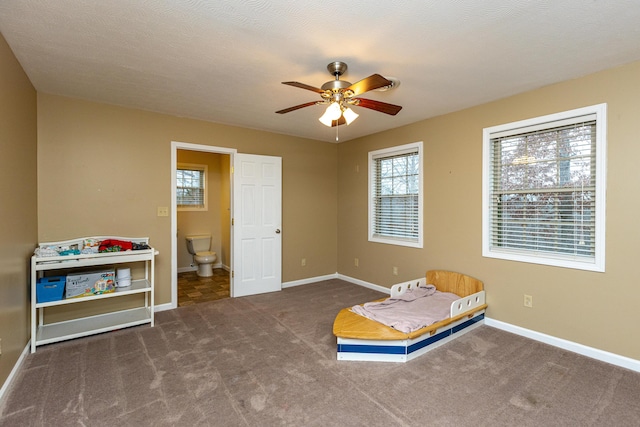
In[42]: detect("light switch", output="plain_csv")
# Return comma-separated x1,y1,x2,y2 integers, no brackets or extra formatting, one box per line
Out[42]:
157,207,169,217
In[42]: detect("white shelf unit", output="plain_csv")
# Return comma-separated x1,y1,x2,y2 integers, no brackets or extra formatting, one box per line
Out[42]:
31,236,157,353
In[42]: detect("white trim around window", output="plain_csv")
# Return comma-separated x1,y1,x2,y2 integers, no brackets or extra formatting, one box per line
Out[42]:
482,104,607,272
177,163,208,211
368,141,424,248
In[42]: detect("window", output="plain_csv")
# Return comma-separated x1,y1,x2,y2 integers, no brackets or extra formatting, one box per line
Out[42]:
369,141,423,248
482,104,606,271
177,163,207,211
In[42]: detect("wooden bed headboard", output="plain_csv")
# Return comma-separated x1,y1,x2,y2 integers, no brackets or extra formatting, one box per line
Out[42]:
426,270,484,297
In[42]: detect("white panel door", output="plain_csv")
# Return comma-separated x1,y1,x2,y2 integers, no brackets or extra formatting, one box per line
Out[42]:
232,154,282,297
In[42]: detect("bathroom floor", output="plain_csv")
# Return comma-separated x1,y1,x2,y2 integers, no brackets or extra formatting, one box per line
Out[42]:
177,268,230,306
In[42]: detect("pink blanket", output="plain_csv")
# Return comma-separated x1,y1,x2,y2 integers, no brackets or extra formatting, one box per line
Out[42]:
350,284,459,333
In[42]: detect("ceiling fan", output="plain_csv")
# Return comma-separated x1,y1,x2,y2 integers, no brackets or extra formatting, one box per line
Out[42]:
275,61,402,128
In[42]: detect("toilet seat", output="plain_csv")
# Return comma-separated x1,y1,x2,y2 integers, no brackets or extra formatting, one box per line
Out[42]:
196,251,215,257
194,252,216,263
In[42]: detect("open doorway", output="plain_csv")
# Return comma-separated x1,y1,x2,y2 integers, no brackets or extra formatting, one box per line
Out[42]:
171,141,237,309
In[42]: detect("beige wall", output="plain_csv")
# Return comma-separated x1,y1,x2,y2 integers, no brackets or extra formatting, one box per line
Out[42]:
36,94,339,305
338,60,640,360
176,150,230,270
0,33,37,389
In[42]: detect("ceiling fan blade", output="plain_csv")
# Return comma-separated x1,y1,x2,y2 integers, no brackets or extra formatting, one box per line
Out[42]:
331,116,347,127
282,81,325,93
275,101,319,114
345,74,392,96
354,98,403,115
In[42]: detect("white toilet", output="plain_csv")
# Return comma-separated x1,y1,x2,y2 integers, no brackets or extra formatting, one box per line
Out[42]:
186,234,217,277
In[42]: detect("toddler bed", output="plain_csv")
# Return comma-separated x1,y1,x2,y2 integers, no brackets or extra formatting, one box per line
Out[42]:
333,270,486,362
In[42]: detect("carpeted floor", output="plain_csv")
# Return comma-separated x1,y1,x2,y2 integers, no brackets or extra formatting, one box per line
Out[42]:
1,279,639,426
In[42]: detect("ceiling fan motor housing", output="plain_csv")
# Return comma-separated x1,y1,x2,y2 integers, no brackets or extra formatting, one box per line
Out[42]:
321,79,352,92
327,61,348,77
321,62,353,100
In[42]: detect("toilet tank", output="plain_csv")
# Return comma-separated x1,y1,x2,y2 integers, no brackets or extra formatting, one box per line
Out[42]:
186,234,211,254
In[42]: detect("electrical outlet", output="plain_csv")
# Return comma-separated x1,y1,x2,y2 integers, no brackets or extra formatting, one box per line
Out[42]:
524,294,533,308
393,266,398,276
157,206,169,217
354,258,359,267
301,258,306,266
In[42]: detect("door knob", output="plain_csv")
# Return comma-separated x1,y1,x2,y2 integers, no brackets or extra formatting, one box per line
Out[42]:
275,229,281,234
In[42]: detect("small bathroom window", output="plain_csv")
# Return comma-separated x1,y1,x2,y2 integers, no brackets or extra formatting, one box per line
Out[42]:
177,163,208,211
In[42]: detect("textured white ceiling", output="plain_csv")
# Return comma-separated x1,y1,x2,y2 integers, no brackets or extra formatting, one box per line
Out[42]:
2,1,640,142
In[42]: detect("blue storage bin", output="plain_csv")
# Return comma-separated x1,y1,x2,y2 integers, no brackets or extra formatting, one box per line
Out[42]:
36,276,66,303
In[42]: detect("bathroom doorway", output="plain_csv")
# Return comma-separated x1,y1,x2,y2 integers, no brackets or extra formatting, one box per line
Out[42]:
171,142,236,308
177,269,229,306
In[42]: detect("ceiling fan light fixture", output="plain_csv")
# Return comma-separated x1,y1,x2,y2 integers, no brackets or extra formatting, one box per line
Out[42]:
327,102,342,119
342,107,359,125
318,113,333,127
319,102,342,126
278,61,403,133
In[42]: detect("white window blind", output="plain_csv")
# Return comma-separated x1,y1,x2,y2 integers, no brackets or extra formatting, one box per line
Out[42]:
483,104,606,271
369,142,423,248
177,164,207,210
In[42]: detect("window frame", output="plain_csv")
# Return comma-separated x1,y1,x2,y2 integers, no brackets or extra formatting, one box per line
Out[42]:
176,163,208,212
368,141,424,248
482,103,607,272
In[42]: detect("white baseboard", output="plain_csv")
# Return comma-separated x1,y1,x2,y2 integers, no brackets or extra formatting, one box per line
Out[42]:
0,341,30,410
154,302,174,312
282,273,338,288
485,317,640,373
177,262,225,274
282,273,392,294
336,274,391,295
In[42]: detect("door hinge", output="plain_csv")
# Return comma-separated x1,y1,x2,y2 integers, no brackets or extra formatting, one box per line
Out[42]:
231,271,234,278
231,218,234,226
231,166,234,174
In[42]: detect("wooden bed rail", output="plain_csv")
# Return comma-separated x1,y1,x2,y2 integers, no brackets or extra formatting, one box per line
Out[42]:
427,270,484,298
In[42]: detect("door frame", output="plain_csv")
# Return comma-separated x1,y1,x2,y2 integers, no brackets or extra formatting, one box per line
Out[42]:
170,141,237,309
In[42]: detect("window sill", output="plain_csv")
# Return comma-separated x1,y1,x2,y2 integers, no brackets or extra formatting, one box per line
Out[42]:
483,247,604,272
369,235,423,249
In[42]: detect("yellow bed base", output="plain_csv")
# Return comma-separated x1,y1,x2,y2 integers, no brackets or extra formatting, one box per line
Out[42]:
333,270,487,362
